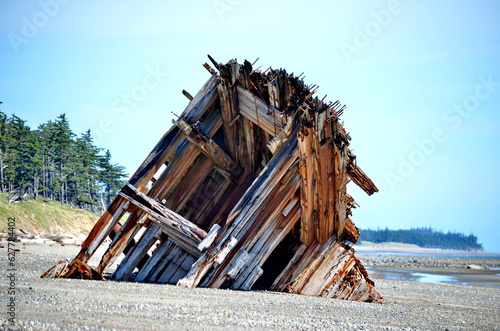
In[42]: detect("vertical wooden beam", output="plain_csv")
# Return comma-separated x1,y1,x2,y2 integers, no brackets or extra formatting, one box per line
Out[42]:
316,120,336,243
333,142,348,238
241,117,257,173
218,76,239,162
298,126,316,245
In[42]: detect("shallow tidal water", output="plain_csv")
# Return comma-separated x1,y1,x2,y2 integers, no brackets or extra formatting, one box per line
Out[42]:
367,267,500,288
356,247,500,288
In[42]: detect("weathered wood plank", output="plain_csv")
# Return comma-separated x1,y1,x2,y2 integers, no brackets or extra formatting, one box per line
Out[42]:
226,250,249,279
176,236,237,288
146,105,222,202
96,211,145,274
168,253,196,284
218,130,299,242
179,169,233,230
270,243,308,290
135,236,175,282
128,126,181,191
150,241,183,282
129,74,219,192
218,73,239,161
125,184,206,239
298,126,316,245
174,118,243,182
267,120,292,155
87,201,130,256
204,137,300,287
112,225,162,281
164,155,214,213
241,117,257,173
299,242,353,296
237,85,282,135
274,238,333,293
116,194,202,257
180,73,219,123
342,217,360,243
145,140,200,200
156,246,187,283
198,224,221,252
76,196,129,262
229,196,301,289
346,157,379,195
189,169,253,231
210,176,300,289
333,144,348,238
318,137,335,242
240,265,263,291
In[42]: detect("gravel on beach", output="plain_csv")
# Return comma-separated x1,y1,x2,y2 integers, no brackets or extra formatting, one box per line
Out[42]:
1,243,499,330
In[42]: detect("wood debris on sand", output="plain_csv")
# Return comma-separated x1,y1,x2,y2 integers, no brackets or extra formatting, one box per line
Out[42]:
42,56,383,303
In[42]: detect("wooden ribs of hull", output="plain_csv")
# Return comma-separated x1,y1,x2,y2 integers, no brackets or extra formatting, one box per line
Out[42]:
42,57,382,303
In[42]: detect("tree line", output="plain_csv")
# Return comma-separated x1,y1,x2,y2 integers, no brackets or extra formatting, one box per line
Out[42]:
0,111,127,213
359,227,483,251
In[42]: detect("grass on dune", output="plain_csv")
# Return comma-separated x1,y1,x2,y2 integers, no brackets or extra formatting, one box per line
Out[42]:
0,193,98,236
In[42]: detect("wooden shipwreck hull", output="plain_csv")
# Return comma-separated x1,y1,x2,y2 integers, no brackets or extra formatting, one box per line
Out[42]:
43,57,383,303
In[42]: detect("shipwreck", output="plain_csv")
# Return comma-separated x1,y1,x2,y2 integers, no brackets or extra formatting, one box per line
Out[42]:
43,56,383,303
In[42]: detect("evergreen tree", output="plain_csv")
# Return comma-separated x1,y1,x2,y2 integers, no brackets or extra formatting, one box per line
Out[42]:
71,130,101,210
0,114,38,199
50,114,75,204
0,111,10,193
98,149,127,208
0,110,127,212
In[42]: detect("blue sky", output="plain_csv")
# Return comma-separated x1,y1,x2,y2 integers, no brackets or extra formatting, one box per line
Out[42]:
1,1,499,252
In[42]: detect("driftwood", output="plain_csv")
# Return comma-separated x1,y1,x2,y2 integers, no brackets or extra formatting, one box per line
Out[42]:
41,260,103,280
42,56,382,303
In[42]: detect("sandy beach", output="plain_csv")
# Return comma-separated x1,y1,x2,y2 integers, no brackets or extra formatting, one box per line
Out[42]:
1,242,499,330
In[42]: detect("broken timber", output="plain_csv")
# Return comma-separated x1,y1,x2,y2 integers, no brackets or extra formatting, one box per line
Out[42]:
42,57,382,303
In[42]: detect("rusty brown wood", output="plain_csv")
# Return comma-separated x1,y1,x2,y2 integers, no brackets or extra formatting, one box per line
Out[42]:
76,195,128,262
298,126,316,245
174,118,243,182
42,58,383,303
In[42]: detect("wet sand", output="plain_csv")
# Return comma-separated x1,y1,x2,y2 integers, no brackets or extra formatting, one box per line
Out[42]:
355,245,500,288
367,266,500,288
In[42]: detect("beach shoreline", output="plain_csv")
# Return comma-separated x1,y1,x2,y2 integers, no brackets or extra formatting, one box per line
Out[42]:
354,244,500,289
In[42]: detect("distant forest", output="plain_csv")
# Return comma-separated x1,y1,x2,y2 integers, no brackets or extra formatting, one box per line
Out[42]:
0,111,127,212
359,227,483,251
